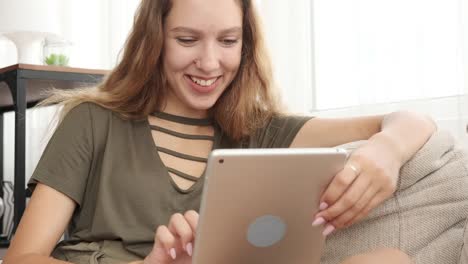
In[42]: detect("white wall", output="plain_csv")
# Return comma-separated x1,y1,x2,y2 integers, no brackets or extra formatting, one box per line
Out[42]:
0,0,65,34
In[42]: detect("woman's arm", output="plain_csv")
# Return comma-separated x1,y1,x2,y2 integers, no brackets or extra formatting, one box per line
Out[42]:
291,110,436,158
291,111,436,230
372,110,437,164
3,183,76,264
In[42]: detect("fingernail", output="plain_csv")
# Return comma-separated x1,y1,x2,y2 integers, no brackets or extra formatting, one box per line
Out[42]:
322,224,335,237
319,202,329,211
169,248,176,260
186,242,193,257
312,217,326,227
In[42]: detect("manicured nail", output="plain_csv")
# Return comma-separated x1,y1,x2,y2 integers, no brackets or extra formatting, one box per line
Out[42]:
312,217,326,227
319,202,329,211
169,248,177,260
322,224,335,237
186,242,193,257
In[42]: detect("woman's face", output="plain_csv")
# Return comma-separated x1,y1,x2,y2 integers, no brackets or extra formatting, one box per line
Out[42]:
162,0,243,117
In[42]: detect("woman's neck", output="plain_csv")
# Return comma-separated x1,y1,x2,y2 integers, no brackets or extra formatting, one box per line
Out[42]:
160,107,209,120
149,111,214,137
161,90,211,119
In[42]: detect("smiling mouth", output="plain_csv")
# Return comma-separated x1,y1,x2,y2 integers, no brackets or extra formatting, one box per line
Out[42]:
187,75,220,87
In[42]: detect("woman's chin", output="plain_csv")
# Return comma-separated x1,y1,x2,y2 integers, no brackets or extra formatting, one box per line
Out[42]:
188,102,216,112
184,96,220,111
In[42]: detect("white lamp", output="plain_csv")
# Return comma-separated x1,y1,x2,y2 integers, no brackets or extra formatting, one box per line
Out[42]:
0,0,68,66
0,34,17,68
2,31,60,65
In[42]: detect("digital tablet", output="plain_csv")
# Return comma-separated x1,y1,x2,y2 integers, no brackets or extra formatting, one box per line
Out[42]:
193,148,348,264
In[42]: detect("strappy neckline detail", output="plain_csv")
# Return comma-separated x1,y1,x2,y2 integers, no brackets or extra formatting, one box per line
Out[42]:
151,112,213,126
149,125,215,141
145,113,220,194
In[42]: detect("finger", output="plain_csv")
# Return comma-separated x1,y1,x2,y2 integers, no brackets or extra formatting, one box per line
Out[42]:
320,163,361,206
184,210,199,235
183,210,199,257
317,171,371,223
344,192,387,227
168,213,195,254
330,184,379,228
322,223,336,237
154,225,178,260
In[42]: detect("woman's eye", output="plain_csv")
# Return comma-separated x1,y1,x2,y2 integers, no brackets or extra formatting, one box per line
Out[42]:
221,39,239,46
176,38,197,45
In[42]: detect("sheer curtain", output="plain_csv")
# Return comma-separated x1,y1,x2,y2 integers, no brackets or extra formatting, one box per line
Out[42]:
257,0,468,146
256,0,314,114
61,0,139,70
310,0,468,146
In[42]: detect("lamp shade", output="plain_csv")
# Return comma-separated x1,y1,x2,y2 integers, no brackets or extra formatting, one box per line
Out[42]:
2,31,62,65
0,34,17,67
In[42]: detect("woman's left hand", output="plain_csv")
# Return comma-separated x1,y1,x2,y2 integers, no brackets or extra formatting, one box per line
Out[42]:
313,133,403,235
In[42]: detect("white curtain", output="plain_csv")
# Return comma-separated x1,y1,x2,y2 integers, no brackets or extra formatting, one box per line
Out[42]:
61,0,139,69
257,0,468,147
310,0,468,146
313,0,465,109
256,0,314,114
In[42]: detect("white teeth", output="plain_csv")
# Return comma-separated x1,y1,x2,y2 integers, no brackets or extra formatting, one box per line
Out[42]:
190,76,217,86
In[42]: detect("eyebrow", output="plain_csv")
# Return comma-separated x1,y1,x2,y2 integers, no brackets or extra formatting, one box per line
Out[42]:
170,26,242,35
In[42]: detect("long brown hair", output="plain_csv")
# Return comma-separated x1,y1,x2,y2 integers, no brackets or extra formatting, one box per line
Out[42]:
42,0,282,141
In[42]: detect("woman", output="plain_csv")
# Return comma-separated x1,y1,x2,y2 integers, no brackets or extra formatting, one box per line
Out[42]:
4,0,435,263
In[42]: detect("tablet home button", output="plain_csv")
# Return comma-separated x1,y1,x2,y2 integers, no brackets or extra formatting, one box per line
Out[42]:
247,215,286,247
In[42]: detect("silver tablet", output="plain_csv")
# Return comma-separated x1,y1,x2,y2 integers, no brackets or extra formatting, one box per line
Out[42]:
193,148,348,264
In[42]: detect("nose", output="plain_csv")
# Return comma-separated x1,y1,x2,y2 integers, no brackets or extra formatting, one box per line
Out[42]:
195,42,220,72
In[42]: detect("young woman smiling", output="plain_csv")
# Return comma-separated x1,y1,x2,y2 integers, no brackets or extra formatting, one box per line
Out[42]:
4,0,435,263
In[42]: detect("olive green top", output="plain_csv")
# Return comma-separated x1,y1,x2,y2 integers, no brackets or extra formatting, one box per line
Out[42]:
28,102,312,263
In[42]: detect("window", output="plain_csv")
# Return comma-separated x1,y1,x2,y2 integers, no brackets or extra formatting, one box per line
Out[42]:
313,0,465,110
257,0,467,144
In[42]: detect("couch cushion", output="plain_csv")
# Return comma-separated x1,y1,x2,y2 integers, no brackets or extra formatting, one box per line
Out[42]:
321,130,468,264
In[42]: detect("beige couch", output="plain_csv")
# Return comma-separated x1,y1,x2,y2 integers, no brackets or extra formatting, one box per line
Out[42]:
322,130,468,264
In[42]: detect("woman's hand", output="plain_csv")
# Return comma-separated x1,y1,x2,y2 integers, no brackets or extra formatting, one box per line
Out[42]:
144,210,199,264
313,132,403,235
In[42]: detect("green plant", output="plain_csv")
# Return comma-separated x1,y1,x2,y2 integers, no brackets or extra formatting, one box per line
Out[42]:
44,53,70,66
